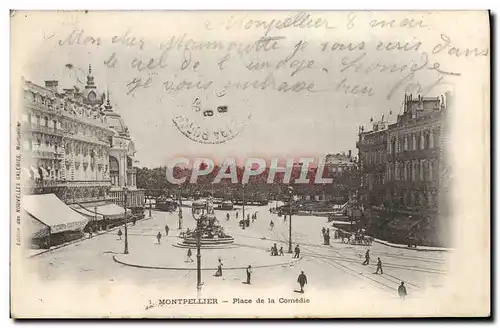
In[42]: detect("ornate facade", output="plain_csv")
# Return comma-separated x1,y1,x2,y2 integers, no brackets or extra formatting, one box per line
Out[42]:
21,65,143,209
385,94,447,213
356,93,452,246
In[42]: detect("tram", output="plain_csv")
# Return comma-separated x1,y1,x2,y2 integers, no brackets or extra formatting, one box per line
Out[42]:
155,195,178,212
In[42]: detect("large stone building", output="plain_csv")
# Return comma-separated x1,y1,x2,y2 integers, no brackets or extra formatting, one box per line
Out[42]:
20,65,145,248
357,119,389,208
356,93,452,247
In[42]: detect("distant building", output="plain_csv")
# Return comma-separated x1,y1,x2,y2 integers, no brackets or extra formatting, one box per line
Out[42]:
357,120,389,208
294,152,357,203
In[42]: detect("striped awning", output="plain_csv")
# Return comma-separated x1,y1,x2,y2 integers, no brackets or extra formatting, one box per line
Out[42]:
30,165,40,179
39,166,49,178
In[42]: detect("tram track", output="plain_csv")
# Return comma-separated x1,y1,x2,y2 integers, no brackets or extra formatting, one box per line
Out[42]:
232,231,446,275
273,230,437,291
270,231,396,295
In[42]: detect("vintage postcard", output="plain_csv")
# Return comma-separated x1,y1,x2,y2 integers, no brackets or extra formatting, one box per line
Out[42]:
10,10,490,318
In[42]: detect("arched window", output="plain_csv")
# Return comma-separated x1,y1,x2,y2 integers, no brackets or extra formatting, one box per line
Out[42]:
109,156,120,186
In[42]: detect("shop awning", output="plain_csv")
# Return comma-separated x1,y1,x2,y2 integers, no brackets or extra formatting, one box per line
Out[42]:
22,194,89,233
30,166,40,179
83,203,130,220
69,204,104,220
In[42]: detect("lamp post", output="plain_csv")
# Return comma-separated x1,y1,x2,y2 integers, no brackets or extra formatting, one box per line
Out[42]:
288,185,294,253
178,188,183,230
148,193,152,219
123,186,129,255
93,206,97,238
242,184,246,230
191,198,210,294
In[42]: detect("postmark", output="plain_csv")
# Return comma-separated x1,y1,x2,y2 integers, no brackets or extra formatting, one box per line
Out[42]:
172,87,252,144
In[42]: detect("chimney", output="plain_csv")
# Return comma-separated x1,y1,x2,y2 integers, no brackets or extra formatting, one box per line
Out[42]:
348,150,352,158
63,88,75,98
44,80,59,93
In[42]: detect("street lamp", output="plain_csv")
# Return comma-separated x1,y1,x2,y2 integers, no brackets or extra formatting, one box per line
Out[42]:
123,186,129,255
242,184,246,230
93,206,97,238
191,198,210,293
288,185,294,253
178,187,183,230
148,193,152,219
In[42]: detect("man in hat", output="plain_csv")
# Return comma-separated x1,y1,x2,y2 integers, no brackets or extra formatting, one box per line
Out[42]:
363,249,370,265
246,265,253,284
398,281,407,300
375,257,384,274
297,271,308,293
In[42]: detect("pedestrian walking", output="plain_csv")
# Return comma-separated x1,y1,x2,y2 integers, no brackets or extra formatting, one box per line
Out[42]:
279,246,284,256
362,249,370,265
186,248,194,262
117,228,123,240
236,211,239,219
270,220,274,230
226,213,230,221
246,265,252,284
398,282,407,300
375,257,384,274
293,245,301,259
165,224,170,236
297,271,308,293
214,258,223,277
133,216,136,225
157,231,162,244
271,243,278,256
322,227,326,237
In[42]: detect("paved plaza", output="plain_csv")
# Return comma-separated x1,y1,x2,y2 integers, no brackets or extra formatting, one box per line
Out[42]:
24,203,449,315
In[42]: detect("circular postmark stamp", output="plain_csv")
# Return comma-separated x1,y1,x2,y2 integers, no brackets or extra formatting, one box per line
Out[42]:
172,87,252,144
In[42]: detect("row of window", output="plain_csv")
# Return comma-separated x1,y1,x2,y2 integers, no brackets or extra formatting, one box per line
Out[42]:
387,160,439,182
362,150,386,166
24,139,106,158
388,191,439,208
388,127,441,154
25,90,106,123
23,112,109,141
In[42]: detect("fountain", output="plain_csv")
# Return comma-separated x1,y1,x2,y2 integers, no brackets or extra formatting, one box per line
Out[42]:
175,198,235,249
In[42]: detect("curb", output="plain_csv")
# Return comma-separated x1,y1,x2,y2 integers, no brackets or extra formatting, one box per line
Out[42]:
373,239,453,252
112,255,299,271
28,216,152,258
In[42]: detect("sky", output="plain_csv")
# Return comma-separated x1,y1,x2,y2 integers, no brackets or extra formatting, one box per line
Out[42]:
12,11,471,168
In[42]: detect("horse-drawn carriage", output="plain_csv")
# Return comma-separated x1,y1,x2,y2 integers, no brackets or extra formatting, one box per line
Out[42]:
337,229,373,246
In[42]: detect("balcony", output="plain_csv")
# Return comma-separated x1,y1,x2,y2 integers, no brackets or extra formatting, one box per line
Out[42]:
24,179,111,188
361,163,386,173
385,180,439,191
64,132,110,147
32,150,55,159
26,125,64,137
65,180,111,187
24,100,61,116
388,148,441,162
